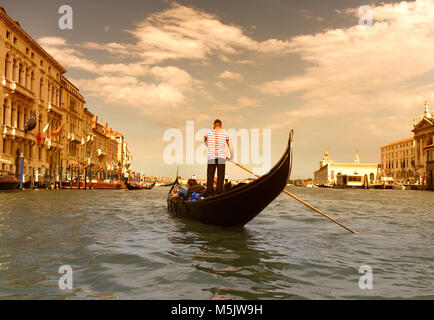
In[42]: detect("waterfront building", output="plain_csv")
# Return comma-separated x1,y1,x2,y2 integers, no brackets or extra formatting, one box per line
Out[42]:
0,6,131,184
380,138,416,183
412,101,434,189
0,7,65,182
314,151,380,187
61,76,85,174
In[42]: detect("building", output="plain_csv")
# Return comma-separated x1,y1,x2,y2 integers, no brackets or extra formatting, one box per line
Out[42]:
380,137,416,183
61,76,85,173
1,6,66,182
412,101,434,189
0,6,131,184
314,150,380,187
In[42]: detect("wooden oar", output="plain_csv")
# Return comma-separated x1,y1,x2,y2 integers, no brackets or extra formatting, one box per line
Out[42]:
230,160,359,234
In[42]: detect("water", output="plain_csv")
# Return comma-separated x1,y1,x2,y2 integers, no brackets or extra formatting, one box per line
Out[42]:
0,187,433,300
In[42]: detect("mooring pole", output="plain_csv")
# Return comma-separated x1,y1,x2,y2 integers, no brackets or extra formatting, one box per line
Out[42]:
19,152,24,190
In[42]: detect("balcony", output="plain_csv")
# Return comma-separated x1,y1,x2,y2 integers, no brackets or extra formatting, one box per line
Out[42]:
97,148,107,157
47,102,62,115
45,138,63,150
2,125,36,142
68,132,81,144
2,78,35,101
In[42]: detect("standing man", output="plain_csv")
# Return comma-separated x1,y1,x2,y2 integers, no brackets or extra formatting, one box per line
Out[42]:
204,119,234,195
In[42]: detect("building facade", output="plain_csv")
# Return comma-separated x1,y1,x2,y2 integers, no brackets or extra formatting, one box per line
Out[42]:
1,7,66,182
314,151,380,187
412,102,434,189
380,137,416,183
61,76,85,173
0,7,131,184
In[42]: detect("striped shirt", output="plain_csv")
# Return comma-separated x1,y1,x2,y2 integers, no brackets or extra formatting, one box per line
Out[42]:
205,129,231,160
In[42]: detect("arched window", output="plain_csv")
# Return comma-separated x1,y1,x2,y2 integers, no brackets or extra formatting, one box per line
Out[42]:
370,173,374,182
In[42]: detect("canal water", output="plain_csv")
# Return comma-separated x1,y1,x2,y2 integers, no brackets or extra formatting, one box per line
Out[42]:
0,187,433,299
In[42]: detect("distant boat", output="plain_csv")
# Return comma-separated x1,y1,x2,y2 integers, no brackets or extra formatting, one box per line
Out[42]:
125,181,156,190
392,183,409,190
157,182,175,187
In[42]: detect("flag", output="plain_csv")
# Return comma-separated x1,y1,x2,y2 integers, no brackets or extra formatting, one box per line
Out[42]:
37,117,52,145
51,123,64,140
24,110,37,134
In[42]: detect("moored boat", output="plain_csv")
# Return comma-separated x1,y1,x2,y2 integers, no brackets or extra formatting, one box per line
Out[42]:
125,181,156,190
167,132,293,227
0,174,19,190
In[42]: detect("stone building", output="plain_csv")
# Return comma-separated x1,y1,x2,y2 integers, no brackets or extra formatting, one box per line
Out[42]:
314,150,380,187
412,102,434,188
380,137,416,183
0,6,65,182
0,6,131,184
60,76,85,173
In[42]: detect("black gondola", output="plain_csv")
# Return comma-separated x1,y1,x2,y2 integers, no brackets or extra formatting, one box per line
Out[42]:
0,174,20,190
125,181,156,190
167,132,293,227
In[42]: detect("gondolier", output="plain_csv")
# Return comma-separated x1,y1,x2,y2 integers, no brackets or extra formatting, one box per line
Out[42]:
204,119,234,195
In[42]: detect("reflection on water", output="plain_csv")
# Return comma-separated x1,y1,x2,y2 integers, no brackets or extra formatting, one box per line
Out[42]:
168,220,298,299
0,187,433,299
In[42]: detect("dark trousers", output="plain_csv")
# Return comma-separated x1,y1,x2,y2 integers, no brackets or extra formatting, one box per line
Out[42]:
206,159,225,195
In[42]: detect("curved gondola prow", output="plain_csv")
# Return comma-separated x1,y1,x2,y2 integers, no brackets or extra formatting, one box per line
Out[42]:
289,130,294,180
168,166,180,195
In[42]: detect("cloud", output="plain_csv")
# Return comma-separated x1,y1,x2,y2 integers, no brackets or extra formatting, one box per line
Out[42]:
218,70,244,81
210,96,262,113
214,81,226,90
259,0,434,138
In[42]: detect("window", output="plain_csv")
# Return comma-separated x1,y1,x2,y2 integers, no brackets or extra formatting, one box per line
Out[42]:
13,37,17,44
31,52,34,59
6,30,10,39
2,100,6,125
26,48,29,55
40,60,43,67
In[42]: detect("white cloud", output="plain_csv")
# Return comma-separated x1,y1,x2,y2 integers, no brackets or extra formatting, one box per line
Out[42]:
260,0,434,136
218,70,244,81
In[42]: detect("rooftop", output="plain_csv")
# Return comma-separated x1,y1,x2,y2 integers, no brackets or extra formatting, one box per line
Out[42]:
381,137,414,149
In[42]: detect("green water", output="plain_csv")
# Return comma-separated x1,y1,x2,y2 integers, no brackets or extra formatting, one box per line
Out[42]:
0,187,433,299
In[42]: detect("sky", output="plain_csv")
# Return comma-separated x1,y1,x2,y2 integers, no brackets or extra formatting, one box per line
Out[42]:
2,0,433,179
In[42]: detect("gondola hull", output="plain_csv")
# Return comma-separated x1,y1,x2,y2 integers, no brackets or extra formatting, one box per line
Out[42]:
167,132,293,227
126,182,156,190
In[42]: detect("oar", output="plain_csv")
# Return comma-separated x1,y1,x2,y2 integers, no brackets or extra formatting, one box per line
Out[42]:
230,160,359,234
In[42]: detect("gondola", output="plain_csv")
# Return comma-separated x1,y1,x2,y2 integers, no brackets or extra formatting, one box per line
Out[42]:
125,181,156,190
167,132,293,227
0,174,19,190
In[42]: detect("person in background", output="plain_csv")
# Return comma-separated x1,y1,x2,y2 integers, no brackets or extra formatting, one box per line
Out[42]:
204,119,234,196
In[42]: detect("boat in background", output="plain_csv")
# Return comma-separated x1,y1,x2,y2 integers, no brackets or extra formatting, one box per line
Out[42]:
392,183,410,190
0,174,19,190
125,181,156,190
62,180,124,189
